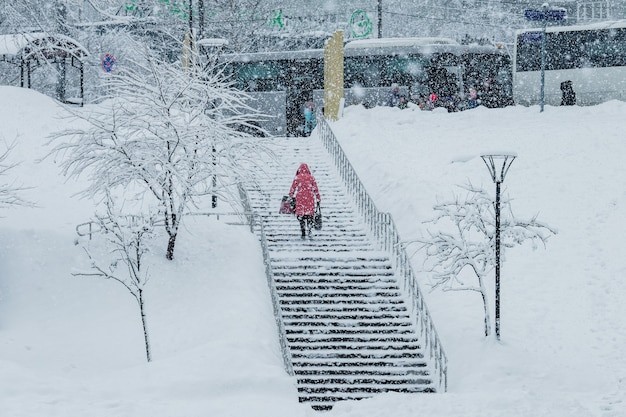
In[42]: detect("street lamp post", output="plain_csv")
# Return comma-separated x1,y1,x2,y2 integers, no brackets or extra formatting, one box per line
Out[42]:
481,153,517,340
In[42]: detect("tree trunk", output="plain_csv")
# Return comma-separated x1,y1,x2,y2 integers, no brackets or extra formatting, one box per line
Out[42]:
479,276,492,337
138,289,151,362
164,210,178,260
166,232,177,260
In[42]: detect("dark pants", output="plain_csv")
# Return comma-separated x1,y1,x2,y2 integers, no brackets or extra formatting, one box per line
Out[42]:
297,215,314,236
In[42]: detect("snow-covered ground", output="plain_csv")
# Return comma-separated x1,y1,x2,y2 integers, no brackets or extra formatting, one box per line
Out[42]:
1,85,625,416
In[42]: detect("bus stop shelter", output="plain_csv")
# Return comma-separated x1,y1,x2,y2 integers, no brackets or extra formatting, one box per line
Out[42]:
0,32,89,104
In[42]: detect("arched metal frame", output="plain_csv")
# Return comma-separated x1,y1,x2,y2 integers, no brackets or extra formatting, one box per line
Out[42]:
0,33,89,105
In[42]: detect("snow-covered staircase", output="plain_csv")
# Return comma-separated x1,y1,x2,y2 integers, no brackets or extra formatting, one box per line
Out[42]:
242,134,443,410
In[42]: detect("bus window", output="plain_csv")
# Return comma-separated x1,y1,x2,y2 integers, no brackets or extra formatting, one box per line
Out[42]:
385,56,428,86
289,59,323,90
234,61,286,92
426,66,459,99
546,31,583,70
430,52,459,67
516,32,542,72
345,56,382,87
464,53,511,92
583,28,626,68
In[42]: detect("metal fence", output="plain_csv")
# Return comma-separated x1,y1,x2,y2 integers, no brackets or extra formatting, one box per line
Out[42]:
238,183,295,376
316,115,448,392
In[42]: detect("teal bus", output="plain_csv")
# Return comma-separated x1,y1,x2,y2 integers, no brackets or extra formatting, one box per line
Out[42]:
221,37,512,136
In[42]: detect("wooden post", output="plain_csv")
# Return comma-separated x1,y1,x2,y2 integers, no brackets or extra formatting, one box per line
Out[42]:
324,30,344,121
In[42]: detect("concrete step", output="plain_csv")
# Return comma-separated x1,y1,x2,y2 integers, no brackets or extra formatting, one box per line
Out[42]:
244,135,438,409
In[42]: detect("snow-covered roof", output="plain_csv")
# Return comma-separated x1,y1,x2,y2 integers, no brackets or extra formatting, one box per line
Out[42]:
344,37,460,50
343,37,473,58
0,32,89,61
516,19,626,35
220,48,324,64
197,38,229,47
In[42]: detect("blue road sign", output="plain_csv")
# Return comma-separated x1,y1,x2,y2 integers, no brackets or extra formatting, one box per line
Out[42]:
546,9,567,21
524,9,567,21
102,54,116,73
522,31,543,43
524,9,543,21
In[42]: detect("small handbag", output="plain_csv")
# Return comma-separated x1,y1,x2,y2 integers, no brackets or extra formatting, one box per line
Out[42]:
313,203,322,230
279,195,296,214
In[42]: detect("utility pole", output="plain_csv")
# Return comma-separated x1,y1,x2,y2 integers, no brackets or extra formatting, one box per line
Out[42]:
198,0,204,39
188,0,193,39
377,0,382,38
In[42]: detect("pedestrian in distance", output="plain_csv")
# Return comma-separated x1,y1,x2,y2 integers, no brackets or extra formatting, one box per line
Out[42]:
289,163,321,238
386,83,400,107
561,80,576,106
429,92,439,109
467,87,479,109
303,100,316,136
398,94,408,109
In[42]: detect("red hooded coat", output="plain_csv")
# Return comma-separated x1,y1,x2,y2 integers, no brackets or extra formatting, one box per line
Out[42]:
289,163,321,216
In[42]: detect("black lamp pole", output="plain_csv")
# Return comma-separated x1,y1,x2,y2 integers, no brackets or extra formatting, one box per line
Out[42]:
481,153,516,340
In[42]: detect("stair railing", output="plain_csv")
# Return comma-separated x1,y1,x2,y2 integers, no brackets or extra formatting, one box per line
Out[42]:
316,116,448,392
238,183,295,376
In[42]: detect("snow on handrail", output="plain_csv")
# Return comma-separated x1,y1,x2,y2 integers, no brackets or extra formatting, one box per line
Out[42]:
316,115,448,392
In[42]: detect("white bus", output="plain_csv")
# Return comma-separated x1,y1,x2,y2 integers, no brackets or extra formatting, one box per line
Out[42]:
221,38,512,136
513,20,626,106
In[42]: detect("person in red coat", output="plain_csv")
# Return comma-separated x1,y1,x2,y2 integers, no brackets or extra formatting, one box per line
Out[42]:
289,163,321,238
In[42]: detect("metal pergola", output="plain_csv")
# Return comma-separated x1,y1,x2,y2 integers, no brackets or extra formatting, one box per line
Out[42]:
0,32,89,105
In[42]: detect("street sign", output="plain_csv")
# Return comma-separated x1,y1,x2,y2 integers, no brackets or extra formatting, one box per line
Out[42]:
524,9,543,21
524,8,567,21
522,31,543,43
546,9,567,21
101,53,116,73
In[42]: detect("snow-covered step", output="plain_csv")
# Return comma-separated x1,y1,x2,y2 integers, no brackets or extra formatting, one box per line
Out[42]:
242,135,438,410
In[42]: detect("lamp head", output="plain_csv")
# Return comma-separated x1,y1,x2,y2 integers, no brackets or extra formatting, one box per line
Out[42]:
481,153,517,183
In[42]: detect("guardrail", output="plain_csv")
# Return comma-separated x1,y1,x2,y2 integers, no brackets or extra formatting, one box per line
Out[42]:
316,115,448,392
238,183,295,376
76,212,253,240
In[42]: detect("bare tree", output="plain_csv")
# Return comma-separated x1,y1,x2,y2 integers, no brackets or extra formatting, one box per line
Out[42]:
74,197,156,362
409,183,557,337
50,42,266,260
0,141,34,212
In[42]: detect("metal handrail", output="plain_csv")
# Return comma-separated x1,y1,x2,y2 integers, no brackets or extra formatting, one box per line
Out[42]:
316,116,448,392
76,212,255,239
238,183,295,376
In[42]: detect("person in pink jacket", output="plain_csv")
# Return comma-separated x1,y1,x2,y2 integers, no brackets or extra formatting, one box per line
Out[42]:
289,163,321,238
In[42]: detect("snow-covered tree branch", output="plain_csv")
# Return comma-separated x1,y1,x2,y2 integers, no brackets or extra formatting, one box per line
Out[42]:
0,141,35,212
50,41,268,259
73,196,156,362
409,182,557,337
